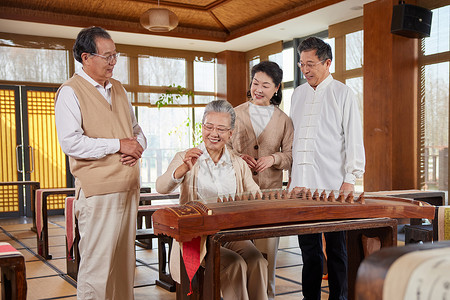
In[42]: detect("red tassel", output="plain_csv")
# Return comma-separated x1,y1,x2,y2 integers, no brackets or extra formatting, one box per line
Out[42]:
187,281,193,296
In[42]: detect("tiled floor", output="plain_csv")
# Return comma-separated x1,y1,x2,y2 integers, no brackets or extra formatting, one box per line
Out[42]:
0,215,404,299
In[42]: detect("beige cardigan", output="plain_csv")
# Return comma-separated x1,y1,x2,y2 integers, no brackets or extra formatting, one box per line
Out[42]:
156,147,260,283
155,146,260,204
230,102,294,190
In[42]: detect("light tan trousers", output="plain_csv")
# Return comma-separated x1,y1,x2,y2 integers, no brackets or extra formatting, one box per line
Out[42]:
221,240,269,300
74,189,139,300
254,237,280,300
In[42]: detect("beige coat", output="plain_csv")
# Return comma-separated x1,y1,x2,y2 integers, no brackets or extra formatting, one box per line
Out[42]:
230,102,294,190
156,146,260,204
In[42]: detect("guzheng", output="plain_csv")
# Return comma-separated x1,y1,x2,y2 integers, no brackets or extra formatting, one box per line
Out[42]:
152,189,435,242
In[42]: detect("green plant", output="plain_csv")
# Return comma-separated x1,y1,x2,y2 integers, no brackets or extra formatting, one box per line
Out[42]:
168,117,202,147
156,84,201,147
155,84,194,108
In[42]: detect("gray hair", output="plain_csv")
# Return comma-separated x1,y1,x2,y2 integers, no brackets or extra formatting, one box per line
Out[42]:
202,100,236,129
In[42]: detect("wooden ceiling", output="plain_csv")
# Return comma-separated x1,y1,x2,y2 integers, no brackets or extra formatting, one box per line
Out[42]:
0,0,342,42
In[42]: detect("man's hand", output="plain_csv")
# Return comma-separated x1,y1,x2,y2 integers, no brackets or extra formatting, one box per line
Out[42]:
119,137,143,159
120,154,139,166
290,186,306,198
339,182,354,192
254,155,275,173
240,154,257,169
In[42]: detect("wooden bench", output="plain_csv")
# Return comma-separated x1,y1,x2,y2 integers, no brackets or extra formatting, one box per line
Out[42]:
0,242,27,300
65,198,177,292
34,188,76,259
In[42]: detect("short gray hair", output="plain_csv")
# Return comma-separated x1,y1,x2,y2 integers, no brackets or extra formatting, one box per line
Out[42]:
202,100,236,129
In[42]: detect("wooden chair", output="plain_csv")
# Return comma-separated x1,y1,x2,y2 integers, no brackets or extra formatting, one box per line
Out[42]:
0,242,27,300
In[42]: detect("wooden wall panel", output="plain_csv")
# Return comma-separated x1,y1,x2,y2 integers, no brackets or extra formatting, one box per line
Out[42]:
363,0,419,192
216,50,247,107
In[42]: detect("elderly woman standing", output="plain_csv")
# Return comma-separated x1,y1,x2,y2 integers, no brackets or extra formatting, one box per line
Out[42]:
156,100,268,300
229,61,294,300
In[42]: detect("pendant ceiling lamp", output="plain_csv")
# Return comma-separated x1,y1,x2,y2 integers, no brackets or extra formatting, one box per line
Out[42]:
140,0,179,32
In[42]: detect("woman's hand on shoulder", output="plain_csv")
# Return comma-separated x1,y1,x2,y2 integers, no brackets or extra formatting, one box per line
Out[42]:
254,155,275,172
240,154,257,169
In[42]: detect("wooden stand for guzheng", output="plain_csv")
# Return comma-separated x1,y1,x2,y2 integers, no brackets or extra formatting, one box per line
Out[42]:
152,189,436,300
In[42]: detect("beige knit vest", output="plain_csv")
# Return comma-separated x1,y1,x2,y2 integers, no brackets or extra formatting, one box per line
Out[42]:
56,74,140,197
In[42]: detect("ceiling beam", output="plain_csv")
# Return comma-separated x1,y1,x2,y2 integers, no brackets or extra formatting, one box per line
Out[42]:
0,6,228,42
131,0,232,11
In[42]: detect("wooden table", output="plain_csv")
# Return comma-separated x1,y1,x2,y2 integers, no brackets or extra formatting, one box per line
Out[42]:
370,190,445,241
0,181,40,218
34,188,76,259
139,192,180,205
177,218,398,300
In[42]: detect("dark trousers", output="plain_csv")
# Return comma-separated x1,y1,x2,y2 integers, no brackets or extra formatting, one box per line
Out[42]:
298,232,348,300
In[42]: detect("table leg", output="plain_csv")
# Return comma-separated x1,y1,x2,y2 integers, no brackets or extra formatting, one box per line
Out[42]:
37,194,51,259
347,224,397,300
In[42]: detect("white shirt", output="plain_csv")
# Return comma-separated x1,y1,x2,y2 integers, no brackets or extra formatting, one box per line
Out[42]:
186,143,237,202
55,68,147,160
248,102,274,138
289,74,365,190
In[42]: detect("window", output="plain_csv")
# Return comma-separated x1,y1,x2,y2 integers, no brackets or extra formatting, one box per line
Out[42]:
138,56,186,87
194,59,216,93
0,47,68,83
248,57,260,81
345,31,363,70
419,5,449,191
75,55,129,84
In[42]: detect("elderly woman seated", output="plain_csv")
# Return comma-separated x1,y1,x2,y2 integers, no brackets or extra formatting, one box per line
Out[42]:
156,100,268,300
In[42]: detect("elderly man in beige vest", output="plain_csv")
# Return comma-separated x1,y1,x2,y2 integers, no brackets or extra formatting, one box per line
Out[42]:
55,27,146,300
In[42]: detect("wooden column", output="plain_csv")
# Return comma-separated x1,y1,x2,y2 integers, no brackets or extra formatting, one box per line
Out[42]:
363,0,419,192
216,50,247,107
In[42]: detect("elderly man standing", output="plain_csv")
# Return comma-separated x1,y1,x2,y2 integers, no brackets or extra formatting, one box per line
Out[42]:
289,37,365,300
55,26,146,299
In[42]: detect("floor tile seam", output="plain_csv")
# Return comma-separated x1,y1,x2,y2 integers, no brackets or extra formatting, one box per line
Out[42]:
276,263,303,269
26,273,62,280
136,261,159,267
276,274,331,295
133,283,156,288
278,249,302,255
0,226,77,288
275,274,302,285
38,294,77,300
273,289,303,296
135,258,159,272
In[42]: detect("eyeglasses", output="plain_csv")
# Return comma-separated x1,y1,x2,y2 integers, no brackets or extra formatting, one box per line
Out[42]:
297,60,325,69
202,123,231,134
90,52,120,63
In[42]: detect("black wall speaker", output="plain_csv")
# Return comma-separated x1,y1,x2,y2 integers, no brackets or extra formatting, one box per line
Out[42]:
391,3,432,38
